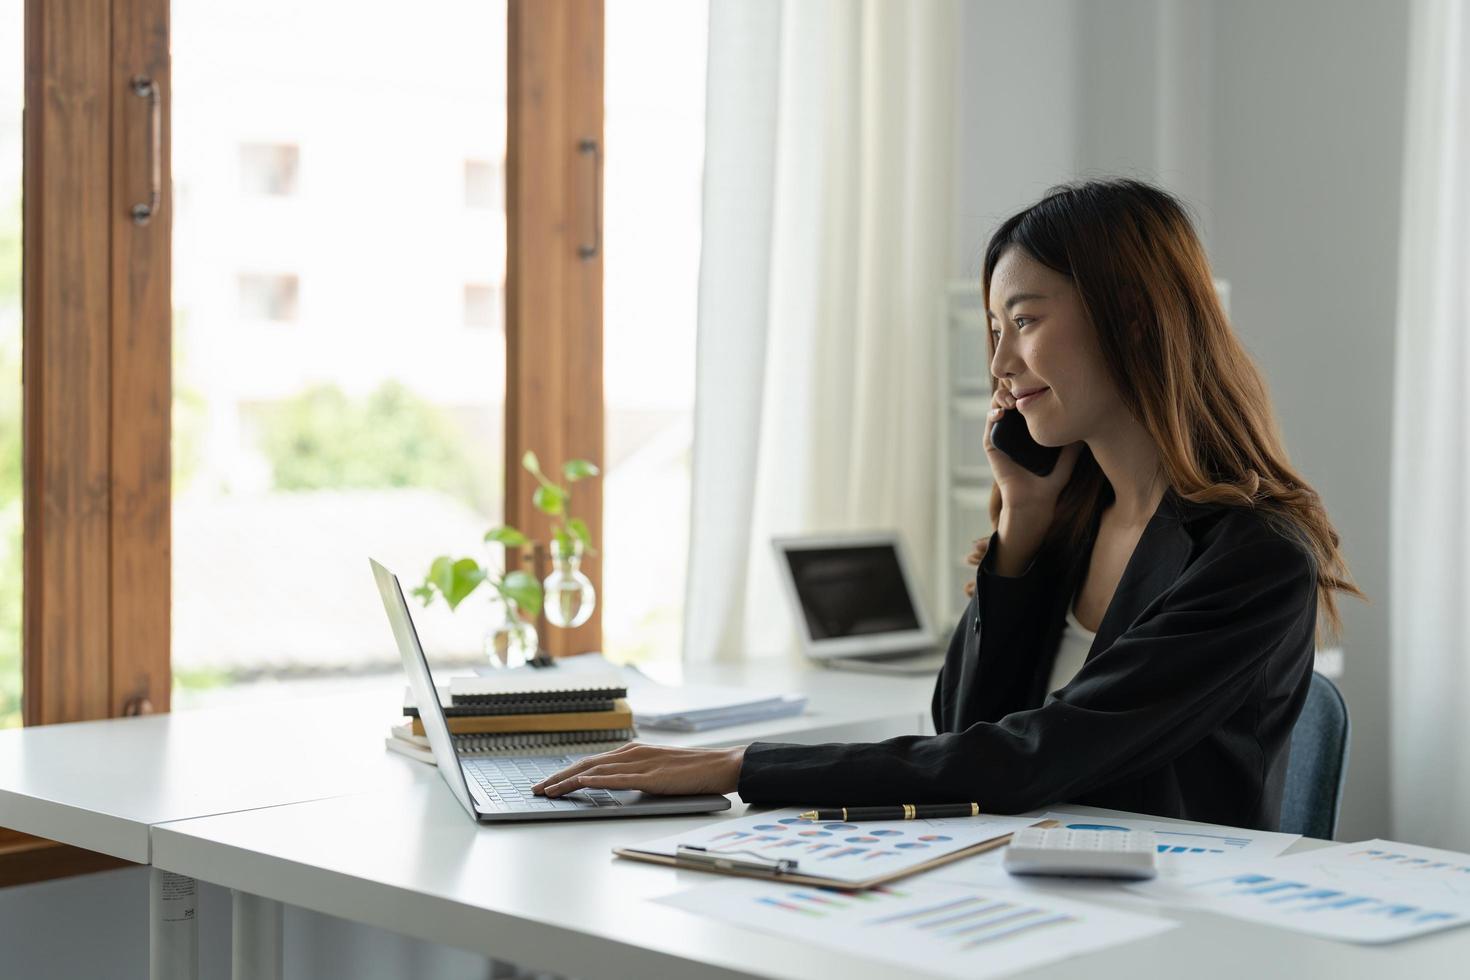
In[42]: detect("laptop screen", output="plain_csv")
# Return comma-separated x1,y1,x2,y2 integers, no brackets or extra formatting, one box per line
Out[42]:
781,544,923,640
370,558,479,818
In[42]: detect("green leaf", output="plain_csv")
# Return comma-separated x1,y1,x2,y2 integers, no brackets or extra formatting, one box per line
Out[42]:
499,570,544,619
552,525,573,556
410,584,435,606
483,525,528,548
533,484,566,516
428,555,456,598
562,459,600,482
442,557,487,611
567,517,591,546
521,450,542,477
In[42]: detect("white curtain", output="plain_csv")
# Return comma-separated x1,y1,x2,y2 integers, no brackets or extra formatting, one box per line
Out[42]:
682,0,957,664
1390,0,1470,850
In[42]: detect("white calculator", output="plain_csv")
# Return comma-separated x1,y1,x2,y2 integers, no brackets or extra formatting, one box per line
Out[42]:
1003,826,1158,880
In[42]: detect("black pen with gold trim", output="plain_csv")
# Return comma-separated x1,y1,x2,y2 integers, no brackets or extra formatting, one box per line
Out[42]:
799,803,982,821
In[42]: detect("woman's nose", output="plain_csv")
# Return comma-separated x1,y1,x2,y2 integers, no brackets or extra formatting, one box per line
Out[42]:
990,332,1021,380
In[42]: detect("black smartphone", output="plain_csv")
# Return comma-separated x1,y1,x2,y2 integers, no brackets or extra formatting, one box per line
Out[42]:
990,408,1063,476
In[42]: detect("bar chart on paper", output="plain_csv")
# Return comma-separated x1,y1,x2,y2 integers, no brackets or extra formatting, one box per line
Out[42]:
1042,812,1298,859
1173,869,1470,943
756,884,1074,946
658,877,1176,980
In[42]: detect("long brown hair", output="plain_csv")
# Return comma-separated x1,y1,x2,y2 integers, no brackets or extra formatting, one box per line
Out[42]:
964,178,1364,645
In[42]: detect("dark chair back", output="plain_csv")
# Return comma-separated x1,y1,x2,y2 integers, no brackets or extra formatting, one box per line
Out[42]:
1280,671,1351,839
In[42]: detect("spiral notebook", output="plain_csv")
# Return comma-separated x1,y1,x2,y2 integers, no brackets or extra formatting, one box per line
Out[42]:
403,695,620,718
385,723,638,765
449,671,628,706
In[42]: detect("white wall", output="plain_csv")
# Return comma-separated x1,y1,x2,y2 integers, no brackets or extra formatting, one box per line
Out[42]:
951,0,1411,840
950,0,1080,280
1207,0,1409,842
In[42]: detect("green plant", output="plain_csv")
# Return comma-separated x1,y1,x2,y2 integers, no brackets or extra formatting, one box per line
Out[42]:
520,451,599,556
414,453,600,639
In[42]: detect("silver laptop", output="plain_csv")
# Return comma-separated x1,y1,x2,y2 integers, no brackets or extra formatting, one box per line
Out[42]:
772,532,947,676
371,558,731,822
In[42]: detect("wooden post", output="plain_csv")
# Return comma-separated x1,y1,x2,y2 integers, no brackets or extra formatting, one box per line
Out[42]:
505,0,605,657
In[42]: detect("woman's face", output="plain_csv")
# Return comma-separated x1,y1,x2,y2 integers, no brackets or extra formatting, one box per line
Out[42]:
987,246,1125,448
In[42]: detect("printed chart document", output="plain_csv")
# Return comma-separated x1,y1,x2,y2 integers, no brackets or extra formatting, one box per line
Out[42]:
1040,811,1299,875
620,807,1036,887
925,812,1303,915
657,876,1176,980
1269,839,1470,902
1122,838,1470,944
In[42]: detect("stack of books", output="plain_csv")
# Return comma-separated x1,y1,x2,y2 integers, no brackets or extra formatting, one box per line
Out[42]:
386,670,637,764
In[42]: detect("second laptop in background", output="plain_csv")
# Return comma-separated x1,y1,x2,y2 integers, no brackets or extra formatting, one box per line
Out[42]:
772,531,946,675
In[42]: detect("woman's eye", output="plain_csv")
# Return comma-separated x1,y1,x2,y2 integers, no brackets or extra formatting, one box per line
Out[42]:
1013,316,1032,329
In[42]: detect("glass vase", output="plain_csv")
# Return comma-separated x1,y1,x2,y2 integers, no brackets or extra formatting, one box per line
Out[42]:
543,538,596,629
484,603,538,670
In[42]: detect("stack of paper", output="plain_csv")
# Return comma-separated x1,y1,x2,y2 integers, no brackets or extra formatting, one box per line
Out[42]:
491,653,809,732
627,683,807,732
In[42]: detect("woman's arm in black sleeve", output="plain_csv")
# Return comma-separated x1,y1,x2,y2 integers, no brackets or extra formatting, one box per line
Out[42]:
931,528,1060,732
966,528,1058,723
931,611,965,732
740,532,1315,810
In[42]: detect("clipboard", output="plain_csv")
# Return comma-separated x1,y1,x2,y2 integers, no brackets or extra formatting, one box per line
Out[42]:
614,818,1060,891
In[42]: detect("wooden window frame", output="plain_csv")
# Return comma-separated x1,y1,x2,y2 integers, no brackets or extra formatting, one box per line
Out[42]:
505,0,605,657
23,0,172,726
7,0,604,885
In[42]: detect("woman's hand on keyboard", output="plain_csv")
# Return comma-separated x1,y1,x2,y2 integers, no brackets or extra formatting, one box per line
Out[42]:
531,742,747,798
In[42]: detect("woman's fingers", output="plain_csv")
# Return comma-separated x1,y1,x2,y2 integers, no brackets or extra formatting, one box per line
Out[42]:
542,764,646,797
985,386,1017,451
532,743,742,798
554,773,645,792
531,742,640,794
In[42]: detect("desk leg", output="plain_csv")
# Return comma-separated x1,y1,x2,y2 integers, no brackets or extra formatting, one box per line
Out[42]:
150,869,199,980
231,890,284,980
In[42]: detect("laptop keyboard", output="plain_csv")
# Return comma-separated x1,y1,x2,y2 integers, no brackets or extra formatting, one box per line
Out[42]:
463,756,624,812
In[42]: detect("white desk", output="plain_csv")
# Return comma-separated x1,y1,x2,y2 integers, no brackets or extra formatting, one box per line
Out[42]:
152,790,1470,980
0,661,932,861
0,689,414,863
0,659,935,978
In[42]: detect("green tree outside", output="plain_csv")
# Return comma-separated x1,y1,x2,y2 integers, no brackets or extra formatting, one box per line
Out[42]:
253,380,497,513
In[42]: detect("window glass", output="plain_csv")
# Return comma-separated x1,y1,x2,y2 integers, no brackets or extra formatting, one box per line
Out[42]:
0,0,20,727
171,0,508,707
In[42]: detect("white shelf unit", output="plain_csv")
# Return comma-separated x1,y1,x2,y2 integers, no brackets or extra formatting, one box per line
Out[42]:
936,281,995,625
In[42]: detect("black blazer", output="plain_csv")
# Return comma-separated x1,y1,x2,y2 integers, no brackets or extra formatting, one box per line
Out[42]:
738,488,1319,831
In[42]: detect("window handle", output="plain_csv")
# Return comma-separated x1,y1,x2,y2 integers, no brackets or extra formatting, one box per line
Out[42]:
577,138,601,260
130,76,162,225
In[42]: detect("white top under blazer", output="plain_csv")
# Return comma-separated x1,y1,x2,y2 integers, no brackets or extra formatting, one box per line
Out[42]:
1048,597,1098,693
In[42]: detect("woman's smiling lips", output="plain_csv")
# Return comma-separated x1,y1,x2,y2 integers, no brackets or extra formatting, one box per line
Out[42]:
1014,386,1050,408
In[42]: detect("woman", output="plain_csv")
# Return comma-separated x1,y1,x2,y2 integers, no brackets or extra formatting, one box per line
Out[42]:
533,178,1365,831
